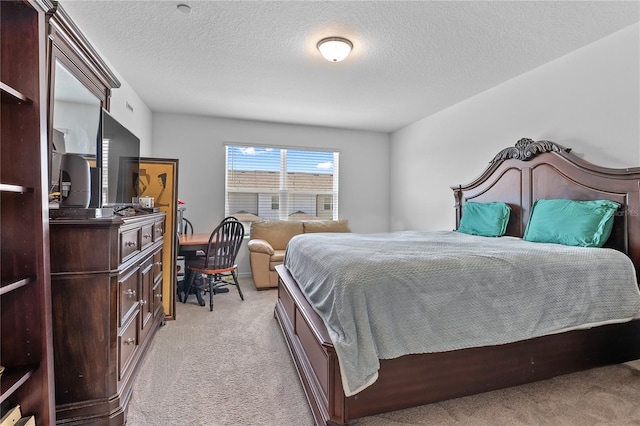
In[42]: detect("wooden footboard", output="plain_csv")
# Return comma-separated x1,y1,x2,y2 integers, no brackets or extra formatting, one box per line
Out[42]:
274,264,344,424
275,264,640,426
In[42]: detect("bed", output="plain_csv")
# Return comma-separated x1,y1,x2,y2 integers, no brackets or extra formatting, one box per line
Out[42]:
273,138,640,426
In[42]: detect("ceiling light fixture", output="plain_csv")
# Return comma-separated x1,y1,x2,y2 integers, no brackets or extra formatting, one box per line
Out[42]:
317,37,353,62
176,3,192,14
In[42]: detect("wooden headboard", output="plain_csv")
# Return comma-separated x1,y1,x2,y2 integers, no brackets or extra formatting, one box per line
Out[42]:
452,138,640,276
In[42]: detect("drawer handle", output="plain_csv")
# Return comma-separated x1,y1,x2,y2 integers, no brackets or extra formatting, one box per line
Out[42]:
156,227,163,233
140,299,147,306
155,294,162,299
143,233,152,239
125,241,136,247
125,289,136,298
155,262,162,267
124,338,136,345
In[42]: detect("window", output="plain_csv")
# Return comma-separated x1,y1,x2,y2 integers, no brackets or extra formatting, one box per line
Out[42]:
321,195,332,211
225,145,339,224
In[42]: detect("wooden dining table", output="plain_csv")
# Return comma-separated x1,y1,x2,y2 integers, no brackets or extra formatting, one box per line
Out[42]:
178,232,212,256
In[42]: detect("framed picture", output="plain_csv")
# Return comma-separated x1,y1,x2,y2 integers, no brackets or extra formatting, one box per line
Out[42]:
139,157,179,320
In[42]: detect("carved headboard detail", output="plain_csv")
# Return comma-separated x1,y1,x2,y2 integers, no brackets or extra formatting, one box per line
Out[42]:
490,138,570,163
452,138,640,277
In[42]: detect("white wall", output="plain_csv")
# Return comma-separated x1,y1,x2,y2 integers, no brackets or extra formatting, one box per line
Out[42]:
390,23,640,233
108,71,153,156
66,26,154,154
151,114,390,274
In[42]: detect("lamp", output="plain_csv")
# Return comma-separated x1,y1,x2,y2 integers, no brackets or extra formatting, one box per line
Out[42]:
317,37,353,62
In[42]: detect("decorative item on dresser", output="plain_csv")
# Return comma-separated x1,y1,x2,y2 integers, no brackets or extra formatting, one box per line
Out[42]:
1,1,56,425
49,213,166,425
275,138,640,426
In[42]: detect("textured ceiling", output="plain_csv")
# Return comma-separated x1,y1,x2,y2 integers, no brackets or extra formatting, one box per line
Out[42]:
60,1,639,133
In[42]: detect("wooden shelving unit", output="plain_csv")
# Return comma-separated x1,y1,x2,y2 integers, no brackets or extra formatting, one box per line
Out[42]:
0,82,33,105
0,1,55,425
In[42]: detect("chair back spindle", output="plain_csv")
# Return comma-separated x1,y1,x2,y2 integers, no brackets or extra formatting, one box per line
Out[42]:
181,218,194,234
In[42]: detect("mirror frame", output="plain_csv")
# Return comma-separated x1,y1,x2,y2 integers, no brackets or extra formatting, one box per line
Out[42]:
46,2,120,110
46,2,120,200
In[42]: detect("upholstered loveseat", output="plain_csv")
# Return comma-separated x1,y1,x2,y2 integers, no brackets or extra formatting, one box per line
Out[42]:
248,219,351,289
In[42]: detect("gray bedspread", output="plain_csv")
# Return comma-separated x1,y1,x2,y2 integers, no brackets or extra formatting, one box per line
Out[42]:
283,230,640,396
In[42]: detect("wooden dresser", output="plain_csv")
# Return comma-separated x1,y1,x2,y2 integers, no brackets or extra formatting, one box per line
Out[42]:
49,212,166,425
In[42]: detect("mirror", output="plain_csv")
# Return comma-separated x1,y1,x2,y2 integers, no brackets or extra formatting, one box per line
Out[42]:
49,59,101,194
46,4,120,211
52,60,101,155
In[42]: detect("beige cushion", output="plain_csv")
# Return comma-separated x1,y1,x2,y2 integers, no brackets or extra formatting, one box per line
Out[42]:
250,220,304,250
303,219,351,233
247,239,274,255
270,250,286,263
269,261,282,271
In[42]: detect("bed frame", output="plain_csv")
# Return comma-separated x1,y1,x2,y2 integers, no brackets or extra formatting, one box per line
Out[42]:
274,138,640,426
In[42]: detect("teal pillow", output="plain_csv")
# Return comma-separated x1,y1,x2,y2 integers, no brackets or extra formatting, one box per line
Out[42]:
457,202,511,237
523,199,620,247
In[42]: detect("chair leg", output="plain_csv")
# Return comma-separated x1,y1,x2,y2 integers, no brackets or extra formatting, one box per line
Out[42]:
183,272,196,304
232,270,244,301
184,271,206,306
176,281,183,303
195,274,206,307
208,275,214,311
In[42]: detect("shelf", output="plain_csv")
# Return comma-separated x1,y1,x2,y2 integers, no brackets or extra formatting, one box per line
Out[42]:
0,276,35,296
0,82,32,105
1,0,54,424
0,184,33,194
0,365,35,405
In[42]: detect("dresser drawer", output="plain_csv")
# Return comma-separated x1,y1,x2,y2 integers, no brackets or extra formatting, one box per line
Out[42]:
152,279,163,316
153,249,163,282
119,266,139,326
154,220,164,241
118,314,139,381
120,228,140,263
141,224,154,250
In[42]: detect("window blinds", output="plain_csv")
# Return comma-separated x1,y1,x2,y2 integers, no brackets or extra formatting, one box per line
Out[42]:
225,144,339,223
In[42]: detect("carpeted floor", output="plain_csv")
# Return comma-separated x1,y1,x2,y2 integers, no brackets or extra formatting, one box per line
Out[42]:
126,278,640,426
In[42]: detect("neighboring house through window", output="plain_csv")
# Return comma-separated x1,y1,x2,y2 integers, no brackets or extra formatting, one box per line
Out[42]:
225,144,339,224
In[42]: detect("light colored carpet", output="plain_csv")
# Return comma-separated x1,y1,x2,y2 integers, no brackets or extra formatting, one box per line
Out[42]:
126,278,640,425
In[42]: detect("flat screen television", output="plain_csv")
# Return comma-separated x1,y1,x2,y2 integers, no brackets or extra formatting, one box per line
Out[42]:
98,109,140,207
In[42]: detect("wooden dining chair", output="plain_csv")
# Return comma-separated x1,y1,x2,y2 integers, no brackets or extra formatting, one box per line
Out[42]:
181,217,194,235
182,216,245,310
